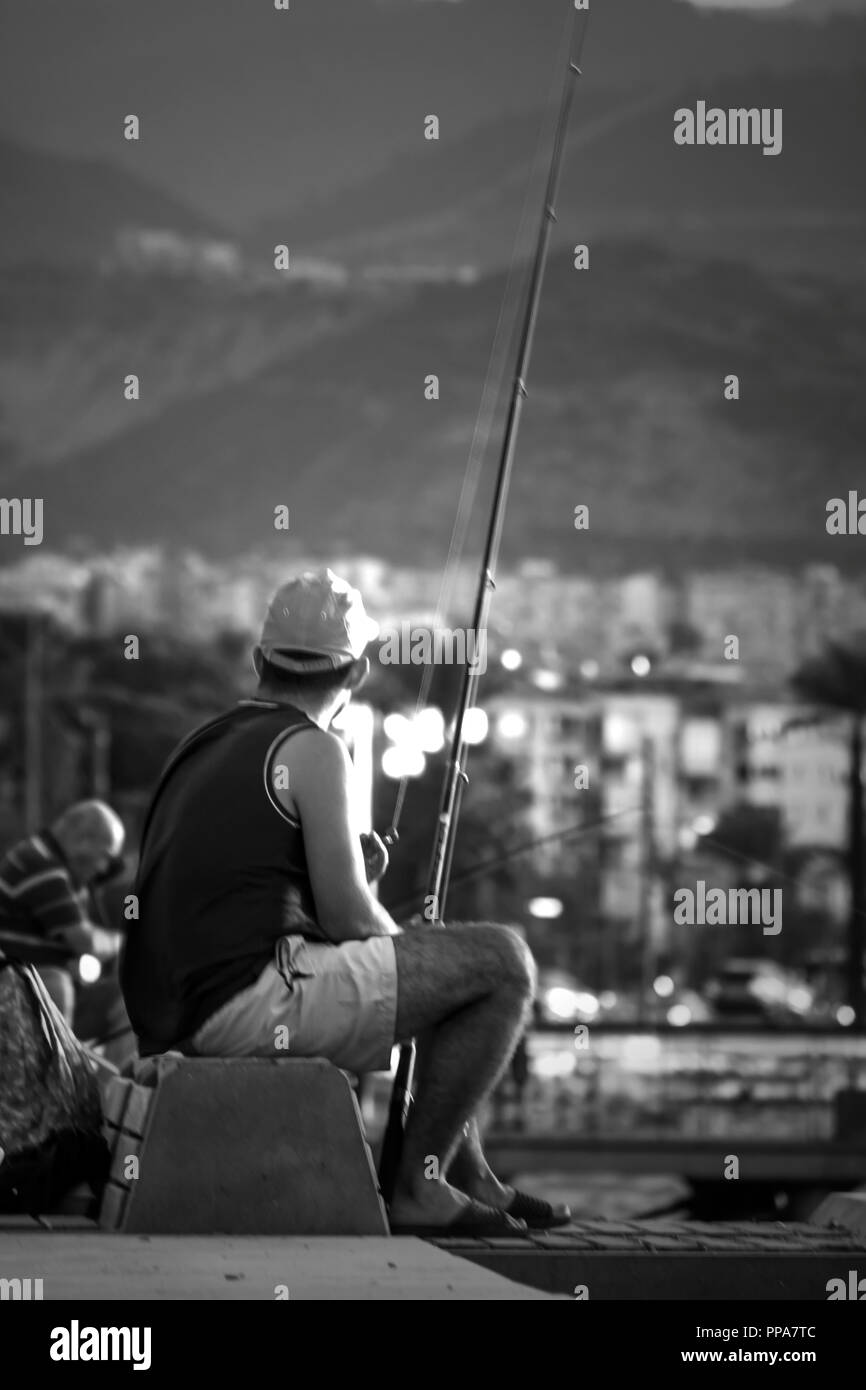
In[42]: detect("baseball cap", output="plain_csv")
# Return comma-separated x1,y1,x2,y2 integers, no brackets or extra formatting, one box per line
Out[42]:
258,568,380,674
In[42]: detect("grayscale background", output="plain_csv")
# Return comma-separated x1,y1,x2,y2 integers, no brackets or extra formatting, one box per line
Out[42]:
1,0,865,1227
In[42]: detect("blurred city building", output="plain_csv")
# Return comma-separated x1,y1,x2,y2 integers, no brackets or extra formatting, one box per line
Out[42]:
4,550,866,688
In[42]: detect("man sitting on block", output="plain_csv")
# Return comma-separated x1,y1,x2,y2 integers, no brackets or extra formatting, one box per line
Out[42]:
0,799,125,1024
121,569,568,1235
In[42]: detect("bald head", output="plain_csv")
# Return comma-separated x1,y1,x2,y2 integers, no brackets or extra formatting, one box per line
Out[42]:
51,800,125,885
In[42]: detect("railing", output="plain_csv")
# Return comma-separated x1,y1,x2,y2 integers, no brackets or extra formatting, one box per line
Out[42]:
486,1026,866,1146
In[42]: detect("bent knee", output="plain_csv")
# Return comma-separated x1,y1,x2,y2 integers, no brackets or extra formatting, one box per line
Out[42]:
503,927,538,996
469,923,536,997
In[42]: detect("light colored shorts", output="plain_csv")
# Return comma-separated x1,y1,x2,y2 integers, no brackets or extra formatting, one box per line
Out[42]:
191,933,398,1075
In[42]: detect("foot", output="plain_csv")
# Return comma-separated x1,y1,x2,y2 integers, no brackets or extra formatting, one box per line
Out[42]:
456,1171,516,1211
389,1177,477,1229
390,1197,527,1238
455,1172,571,1229
503,1189,572,1229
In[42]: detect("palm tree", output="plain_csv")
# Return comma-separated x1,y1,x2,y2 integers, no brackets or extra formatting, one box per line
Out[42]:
792,635,866,1024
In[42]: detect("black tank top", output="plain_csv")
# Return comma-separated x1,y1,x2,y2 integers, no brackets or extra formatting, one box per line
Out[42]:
121,700,322,1053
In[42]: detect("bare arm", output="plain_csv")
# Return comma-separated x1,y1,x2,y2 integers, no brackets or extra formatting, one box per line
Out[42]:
272,727,401,943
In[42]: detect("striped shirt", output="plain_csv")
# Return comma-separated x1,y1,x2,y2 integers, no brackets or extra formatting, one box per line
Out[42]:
0,831,90,945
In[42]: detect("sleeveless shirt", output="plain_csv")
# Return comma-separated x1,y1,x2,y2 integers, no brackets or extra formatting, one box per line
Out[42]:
121,700,323,1053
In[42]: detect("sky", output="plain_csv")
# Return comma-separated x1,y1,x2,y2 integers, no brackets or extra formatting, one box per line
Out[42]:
0,0,863,228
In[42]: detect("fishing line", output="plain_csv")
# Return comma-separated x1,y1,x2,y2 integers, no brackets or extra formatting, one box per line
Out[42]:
385,2,583,844
380,2,592,1199
387,802,642,918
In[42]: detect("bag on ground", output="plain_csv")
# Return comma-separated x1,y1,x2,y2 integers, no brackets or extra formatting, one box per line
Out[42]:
0,956,109,1214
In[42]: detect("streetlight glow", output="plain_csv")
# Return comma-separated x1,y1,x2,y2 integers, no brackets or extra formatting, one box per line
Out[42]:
462,707,489,746
381,745,426,780
533,670,563,691
667,1003,691,1027
383,713,412,744
528,896,563,919
78,954,102,984
497,710,528,740
413,707,445,753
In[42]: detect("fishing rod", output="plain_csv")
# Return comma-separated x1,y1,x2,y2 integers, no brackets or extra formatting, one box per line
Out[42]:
385,802,642,922
379,2,589,1204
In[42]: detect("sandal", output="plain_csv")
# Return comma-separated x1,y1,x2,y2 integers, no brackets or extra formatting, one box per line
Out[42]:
505,1190,571,1229
390,1198,528,1239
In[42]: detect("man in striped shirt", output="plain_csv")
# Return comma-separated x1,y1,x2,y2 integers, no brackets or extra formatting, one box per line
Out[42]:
0,800,125,1022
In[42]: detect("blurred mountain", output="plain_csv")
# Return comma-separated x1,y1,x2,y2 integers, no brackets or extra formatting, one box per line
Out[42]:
252,68,866,276
2,60,862,285
567,0,866,83
0,264,401,463
4,238,863,573
1,43,863,576
790,1,866,13
0,136,227,267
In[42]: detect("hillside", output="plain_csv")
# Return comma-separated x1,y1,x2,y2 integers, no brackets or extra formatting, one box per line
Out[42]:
252,68,866,275
3,239,863,573
0,266,405,464
0,137,226,268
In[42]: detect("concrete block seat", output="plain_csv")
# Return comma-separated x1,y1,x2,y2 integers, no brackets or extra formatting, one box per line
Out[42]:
98,1055,388,1235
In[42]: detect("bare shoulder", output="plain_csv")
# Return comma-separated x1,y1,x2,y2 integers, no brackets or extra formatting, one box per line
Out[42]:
274,724,351,783
268,724,349,820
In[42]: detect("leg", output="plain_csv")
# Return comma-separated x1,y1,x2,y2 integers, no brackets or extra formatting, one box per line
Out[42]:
412,1036,511,1204
389,922,535,1227
447,1116,513,1205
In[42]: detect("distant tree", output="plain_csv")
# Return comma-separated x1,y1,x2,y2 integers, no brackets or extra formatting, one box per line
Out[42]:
668,618,703,656
68,630,247,806
0,614,249,840
703,802,783,873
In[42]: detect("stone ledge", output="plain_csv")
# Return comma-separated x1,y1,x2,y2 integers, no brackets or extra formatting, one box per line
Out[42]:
812,1188,866,1241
